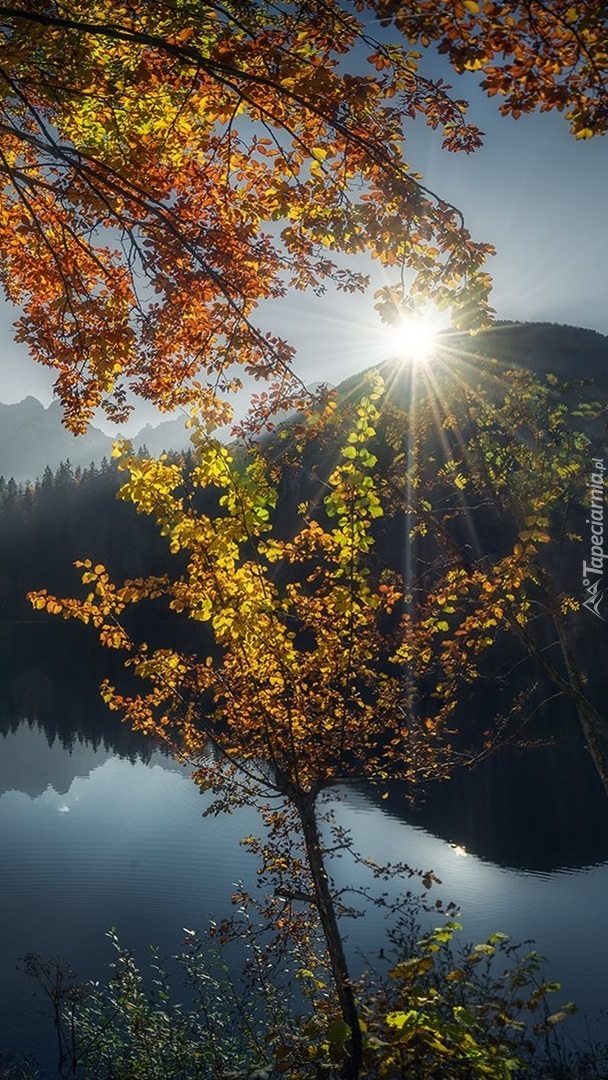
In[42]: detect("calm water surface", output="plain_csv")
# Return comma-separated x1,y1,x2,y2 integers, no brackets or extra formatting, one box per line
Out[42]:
2,712,608,1070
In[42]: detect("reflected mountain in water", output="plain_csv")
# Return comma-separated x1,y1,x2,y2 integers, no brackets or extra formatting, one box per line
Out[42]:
0,721,183,800
0,722,112,798
2,623,608,873
382,727,608,874
0,623,171,792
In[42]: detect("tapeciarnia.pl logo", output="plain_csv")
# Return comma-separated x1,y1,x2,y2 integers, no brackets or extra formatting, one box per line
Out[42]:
582,458,606,620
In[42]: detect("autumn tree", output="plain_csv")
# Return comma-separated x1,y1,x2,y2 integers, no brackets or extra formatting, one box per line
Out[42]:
371,0,608,137
1,1,607,431
27,379,502,1077
30,352,607,1076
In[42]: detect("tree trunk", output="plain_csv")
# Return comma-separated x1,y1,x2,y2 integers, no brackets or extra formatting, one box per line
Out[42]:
505,607,608,797
295,793,363,1080
553,608,608,797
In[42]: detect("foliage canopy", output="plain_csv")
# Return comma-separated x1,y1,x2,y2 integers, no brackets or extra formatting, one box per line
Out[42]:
1,2,607,429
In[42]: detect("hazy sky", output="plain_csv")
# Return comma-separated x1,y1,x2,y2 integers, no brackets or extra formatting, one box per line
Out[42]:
0,54,606,433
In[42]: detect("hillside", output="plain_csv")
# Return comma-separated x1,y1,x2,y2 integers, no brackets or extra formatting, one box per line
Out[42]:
336,321,608,404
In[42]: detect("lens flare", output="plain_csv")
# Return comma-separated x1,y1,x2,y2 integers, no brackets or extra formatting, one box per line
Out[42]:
387,316,439,363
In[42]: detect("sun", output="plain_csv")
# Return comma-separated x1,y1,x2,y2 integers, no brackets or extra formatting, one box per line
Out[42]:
386,315,439,364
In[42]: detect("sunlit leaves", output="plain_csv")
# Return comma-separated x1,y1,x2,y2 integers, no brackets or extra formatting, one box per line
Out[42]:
28,357,604,808
2,2,603,428
28,377,470,794
365,921,574,1078
373,1,608,138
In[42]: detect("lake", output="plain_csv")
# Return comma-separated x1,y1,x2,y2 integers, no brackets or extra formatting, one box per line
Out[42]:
1,625,608,1072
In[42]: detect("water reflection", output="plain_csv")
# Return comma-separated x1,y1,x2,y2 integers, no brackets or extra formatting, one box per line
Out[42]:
0,622,158,762
0,721,113,797
1,623,608,1069
4,623,608,873
327,787,608,1032
3,724,608,1064
382,736,608,874
0,748,264,1070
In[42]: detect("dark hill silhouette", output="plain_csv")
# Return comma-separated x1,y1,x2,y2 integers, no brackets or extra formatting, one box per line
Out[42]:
335,321,608,407
449,321,608,383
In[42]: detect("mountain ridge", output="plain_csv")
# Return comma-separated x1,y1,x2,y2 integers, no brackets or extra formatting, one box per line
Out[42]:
2,322,607,482
0,397,192,483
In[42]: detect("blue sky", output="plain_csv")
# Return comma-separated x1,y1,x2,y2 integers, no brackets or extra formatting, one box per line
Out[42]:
0,55,606,432
258,92,608,394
